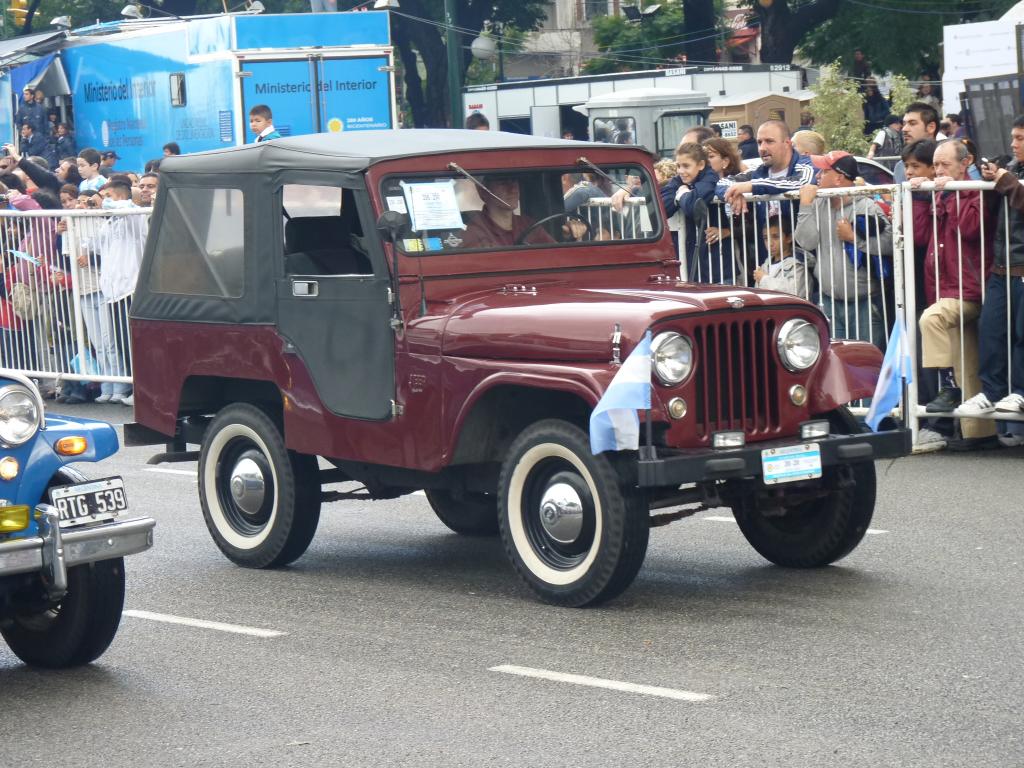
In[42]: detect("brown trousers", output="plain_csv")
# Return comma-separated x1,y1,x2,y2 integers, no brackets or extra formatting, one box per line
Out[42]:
919,298,994,439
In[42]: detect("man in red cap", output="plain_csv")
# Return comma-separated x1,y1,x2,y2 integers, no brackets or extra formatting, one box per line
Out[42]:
795,150,892,348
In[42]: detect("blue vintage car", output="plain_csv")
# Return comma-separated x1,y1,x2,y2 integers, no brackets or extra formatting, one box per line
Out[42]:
0,370,154,667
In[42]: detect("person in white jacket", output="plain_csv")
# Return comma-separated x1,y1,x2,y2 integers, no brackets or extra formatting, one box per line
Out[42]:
81,179,147,404
754,216,812,298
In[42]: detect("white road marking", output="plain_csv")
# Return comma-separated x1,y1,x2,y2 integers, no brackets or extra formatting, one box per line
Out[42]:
123,610,286,638
143,467,197,477
412,490,426,496
489,664,711,702
865,529,889,535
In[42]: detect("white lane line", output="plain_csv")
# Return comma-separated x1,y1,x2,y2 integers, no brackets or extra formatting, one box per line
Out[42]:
490,665,711,702
143,467,197,477
703,515,889,535
123,610,286,638
412,490,426,496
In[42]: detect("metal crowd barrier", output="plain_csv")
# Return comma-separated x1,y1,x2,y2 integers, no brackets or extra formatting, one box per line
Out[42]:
0,207,149,388
674,178,1023,444
579,196,654,240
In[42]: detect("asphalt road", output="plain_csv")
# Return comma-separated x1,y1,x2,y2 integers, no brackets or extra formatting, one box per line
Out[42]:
2,403,1021,767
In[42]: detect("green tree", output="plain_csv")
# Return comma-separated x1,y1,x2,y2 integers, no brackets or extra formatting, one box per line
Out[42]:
799,0,1018,79
585,4,687,74
810,63,868,154
887,74,915,118
387,0,549,127
747,0,842,64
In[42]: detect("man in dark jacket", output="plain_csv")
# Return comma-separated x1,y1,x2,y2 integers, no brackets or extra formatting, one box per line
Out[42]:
14,87,45,136
737,125,758,160
18,123,47,161
960,116,1024,416
715,120,815,265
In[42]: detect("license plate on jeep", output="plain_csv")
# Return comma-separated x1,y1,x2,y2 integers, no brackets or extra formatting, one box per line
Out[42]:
49,477,128,527
761,444,822,485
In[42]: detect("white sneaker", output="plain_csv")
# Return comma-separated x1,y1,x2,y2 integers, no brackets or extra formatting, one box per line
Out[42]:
994,393,1024,413
122,394,134,406
108,393,126,405
94,393,112,403
913,427,947,453
957,392,995,415
998,432,1024,448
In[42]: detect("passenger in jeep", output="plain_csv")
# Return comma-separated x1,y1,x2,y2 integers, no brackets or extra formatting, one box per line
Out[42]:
462,176,555,249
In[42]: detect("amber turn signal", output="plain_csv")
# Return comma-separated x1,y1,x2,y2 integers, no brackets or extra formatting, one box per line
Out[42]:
0,456,19,480
0,505,31,533
55,436,88,456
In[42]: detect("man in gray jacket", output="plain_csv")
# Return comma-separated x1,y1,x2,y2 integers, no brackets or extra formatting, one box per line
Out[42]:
795,151,892,348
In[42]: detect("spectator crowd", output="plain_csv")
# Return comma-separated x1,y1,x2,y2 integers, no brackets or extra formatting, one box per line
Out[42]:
652,107,1024,452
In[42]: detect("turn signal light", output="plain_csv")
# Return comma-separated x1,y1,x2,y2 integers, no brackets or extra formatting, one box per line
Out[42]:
0,505,30,533
0,456,19,480
56,436,88,456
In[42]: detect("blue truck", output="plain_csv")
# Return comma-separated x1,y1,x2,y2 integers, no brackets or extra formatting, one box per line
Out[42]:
0,10,397,170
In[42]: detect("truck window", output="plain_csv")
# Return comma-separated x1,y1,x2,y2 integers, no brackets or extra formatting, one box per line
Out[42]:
148,188,244,297
170,73,186,108
657,114,704,157
380,165,658,255
593,117,636,145
281,184,371,275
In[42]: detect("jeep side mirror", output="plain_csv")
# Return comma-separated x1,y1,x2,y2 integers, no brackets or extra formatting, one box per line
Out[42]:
376,210,407,243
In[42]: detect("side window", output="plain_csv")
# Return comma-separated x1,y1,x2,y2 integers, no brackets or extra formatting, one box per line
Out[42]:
149,187,244,297
281,184,371,276
170,73,186,108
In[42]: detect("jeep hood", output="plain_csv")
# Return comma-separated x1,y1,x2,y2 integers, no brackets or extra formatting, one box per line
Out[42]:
438,283,811,362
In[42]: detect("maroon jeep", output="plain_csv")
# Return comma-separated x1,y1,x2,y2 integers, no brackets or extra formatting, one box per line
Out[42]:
127,130,908,606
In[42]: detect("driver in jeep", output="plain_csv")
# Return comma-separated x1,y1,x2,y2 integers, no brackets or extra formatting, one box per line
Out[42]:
462,176,586,248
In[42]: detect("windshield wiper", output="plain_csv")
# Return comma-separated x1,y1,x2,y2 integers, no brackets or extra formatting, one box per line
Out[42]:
447,162,512,210
575,157,637,197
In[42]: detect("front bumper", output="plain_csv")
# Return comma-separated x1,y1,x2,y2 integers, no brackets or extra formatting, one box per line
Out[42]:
0,512,155,588
637,428,911,487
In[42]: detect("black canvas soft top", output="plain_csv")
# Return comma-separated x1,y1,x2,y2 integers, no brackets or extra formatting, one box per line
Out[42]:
158,129,585,178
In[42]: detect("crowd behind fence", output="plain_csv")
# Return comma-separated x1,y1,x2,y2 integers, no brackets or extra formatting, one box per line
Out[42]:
0,208,149,398
2,186,1019,448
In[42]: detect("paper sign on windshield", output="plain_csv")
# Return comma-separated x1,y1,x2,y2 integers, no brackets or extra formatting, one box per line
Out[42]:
400,180,465,232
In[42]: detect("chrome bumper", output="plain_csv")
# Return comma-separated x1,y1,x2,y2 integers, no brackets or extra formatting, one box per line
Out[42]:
0,508,155,597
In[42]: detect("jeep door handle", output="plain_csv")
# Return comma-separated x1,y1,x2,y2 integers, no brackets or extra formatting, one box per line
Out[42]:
292,280,319,297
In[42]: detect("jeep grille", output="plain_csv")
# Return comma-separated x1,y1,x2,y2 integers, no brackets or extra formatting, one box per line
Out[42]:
692,318,780,437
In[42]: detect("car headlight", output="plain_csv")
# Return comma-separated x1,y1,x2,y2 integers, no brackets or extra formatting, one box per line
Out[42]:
651,332,694,385
0,385,41,446
777,319,821,372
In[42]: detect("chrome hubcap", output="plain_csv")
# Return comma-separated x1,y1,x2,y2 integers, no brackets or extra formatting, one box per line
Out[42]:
230,457,266,515
539,482,584,544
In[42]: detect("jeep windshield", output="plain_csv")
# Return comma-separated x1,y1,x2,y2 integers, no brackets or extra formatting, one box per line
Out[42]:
379,165,660,254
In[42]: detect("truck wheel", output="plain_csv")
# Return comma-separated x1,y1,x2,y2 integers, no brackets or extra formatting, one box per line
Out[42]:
425,489,499,536
732,408,876,568
199,403,320,568
498,420,649,607
1,558,126,668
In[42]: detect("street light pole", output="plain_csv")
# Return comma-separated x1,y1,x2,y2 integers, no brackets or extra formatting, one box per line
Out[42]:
443,0,462,128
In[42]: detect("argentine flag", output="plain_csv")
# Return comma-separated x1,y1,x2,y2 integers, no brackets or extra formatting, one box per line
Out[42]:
865,309,914,432
590,331,652,454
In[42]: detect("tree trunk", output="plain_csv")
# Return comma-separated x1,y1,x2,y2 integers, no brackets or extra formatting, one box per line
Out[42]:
391,5,449,127
755,0,842,64
683,0,719,64
21,0,42,34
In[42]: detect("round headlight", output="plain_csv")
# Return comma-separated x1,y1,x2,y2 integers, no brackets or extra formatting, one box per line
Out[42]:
0,386,41,446
777,319,821,372
651,332,694,385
